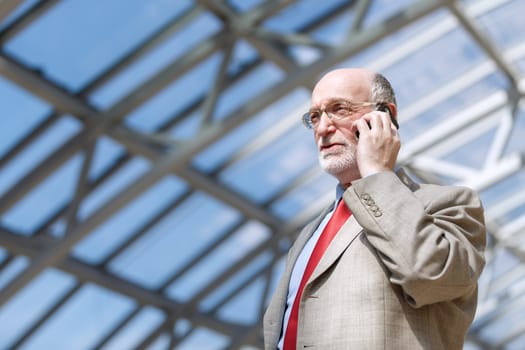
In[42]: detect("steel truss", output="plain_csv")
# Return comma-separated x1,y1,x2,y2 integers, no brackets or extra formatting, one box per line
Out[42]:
0,0,524,349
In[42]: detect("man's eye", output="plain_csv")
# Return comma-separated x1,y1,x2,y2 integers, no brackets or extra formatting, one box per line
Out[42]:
310,112,320,122
330,103,350,114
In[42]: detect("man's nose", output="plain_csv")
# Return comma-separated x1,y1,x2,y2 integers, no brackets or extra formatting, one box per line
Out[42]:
316,111,335,134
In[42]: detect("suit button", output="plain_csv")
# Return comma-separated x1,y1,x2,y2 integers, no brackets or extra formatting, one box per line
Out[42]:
374,211,382,217
370,205,379,212
362,193,371,200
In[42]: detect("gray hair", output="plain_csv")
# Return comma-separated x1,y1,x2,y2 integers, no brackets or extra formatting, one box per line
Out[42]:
370,73,397,105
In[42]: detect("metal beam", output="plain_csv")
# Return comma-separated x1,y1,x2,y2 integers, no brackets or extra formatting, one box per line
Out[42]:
445,0,520,88
0,230,245,335
0,0,58,44
0,0,24,24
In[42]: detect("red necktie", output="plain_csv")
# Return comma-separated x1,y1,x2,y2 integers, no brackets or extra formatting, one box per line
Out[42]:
283,199,352,350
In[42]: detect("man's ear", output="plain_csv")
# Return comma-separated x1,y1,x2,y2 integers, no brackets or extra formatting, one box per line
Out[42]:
386,103,397,119
382,102,398,129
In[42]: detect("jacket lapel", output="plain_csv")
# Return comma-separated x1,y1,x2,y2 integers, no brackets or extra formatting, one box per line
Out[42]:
265,206,333,332
308,214,363,283
305,169,412,284
287,205,333,271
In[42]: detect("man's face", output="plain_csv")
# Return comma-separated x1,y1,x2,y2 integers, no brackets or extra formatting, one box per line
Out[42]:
310,70,372,179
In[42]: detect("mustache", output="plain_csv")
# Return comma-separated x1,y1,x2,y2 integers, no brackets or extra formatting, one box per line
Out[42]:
317,137,349,148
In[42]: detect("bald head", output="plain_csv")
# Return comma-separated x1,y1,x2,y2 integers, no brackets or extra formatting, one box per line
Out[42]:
311,68,398,126
311,68,375,106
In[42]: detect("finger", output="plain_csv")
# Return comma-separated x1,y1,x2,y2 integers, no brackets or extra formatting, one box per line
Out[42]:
390,121,398,136
378,111,392,133
368,113,383,132
355,118,371,136
387,114,400,137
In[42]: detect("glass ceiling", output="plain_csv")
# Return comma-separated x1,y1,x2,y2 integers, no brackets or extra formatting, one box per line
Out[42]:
0,0,524,349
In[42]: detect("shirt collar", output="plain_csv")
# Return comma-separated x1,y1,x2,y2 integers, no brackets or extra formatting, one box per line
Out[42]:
335,183,345,205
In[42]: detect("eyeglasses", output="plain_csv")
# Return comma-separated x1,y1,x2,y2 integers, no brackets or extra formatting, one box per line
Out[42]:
302,99,378,129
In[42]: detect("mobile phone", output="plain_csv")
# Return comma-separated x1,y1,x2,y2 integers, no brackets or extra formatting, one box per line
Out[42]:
377,104,399,129
355,104,399,139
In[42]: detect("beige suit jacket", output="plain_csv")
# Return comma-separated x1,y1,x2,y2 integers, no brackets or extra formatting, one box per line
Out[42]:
263,170,486,349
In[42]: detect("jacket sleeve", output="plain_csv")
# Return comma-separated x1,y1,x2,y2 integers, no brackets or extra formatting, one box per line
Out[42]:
343,170,486,308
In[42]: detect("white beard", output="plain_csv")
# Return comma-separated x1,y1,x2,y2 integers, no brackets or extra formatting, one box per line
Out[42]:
318,143,358,177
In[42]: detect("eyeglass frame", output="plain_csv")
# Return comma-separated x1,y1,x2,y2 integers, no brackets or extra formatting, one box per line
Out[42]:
301,99,394,130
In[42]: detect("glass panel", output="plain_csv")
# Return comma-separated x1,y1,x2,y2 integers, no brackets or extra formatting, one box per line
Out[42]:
227,0,266,13
216,275,267,324
266,256,287,305
399,72,506,141
489,249,520,279
0,268,76,349
78,157,150,220
441,128,497,170
20,283,135,350
0,0,39,29
310,7,354,46
146,334,170,350
0,76,50,159
165,221,269,302
5,0,194,91
507,332,525,350
2,152,83,235
271,171,336,220
123,53,221,132
219,126,317,204
517,56,525,76
478,298,525,343
502,202,525,223
0,0,39,30
174,318,192,337
503,105,525,157
167,110,202,141
479,169,525,208
89,10,222,109
193,89,310,173
214,62,284,121
383,26,487,108
0,116,81,198
463,341,482,350
175,327,229,350
475,0,525,50
0,247,8,263
108,192,241,289
101,306,165,350
74,175,187,264
362,0,418,27
199,252,273,312
288,45,322,66
340,9,449,72
88,136,126,181
263,0,350,33
0,255,29,290
227,40,259,76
